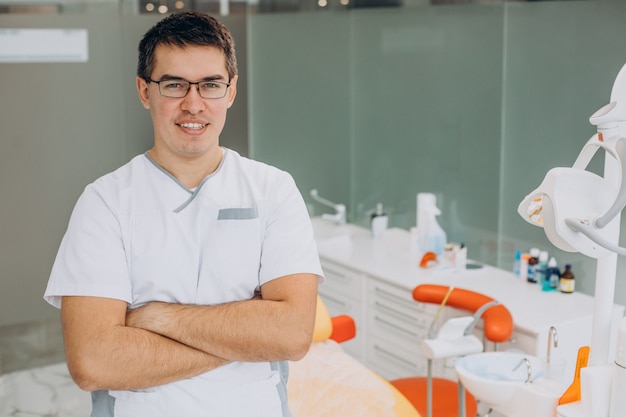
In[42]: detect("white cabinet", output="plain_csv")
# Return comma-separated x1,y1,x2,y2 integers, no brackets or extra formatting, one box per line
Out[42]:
365,279,435,380
317,259,366,359
314,218,625,382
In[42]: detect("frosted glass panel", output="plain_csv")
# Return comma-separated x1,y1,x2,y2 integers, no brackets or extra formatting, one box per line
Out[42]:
350,6,503,266
248,13,352,213
249,0,626,304
249,7,505,265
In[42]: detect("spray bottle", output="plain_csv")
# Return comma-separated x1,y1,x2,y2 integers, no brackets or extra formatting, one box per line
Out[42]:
417,193,447,257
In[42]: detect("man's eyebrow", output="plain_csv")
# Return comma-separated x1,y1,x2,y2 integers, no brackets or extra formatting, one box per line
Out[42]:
157,74,227,81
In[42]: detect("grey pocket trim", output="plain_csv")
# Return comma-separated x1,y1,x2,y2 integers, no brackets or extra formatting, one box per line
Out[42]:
217,207,258,220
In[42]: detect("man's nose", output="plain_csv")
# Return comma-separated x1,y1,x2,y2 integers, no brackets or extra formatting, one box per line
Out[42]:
181,84,205,111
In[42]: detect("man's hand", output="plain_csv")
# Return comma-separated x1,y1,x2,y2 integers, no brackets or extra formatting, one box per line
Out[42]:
62,296,229,392
124,273,319,362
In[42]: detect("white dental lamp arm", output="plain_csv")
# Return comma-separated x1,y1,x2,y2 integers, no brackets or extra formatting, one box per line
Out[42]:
562,135,626,241
518,63,626,417
560,66,626,248
518,63,626,372
594,139,626,229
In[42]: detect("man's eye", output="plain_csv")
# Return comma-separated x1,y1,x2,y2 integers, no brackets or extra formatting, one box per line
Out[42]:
201,82,219,89
163,82,186,89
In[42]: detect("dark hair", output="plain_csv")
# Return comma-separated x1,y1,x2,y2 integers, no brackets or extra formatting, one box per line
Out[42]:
137,12,238,81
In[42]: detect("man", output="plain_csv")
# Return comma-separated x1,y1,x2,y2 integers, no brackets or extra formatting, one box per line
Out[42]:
44,12,322,417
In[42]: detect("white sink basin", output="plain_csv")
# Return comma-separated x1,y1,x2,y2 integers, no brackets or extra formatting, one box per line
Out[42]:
455,351,544,407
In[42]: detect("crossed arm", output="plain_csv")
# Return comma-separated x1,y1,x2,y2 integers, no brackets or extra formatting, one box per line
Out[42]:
61,273,319,392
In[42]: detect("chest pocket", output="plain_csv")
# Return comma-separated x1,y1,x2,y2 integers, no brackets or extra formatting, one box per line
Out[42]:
129,206,263,307
198,207,263,304
218,207,258,220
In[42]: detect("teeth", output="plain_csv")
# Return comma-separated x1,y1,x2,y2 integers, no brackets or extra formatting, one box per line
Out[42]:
179,122,206,129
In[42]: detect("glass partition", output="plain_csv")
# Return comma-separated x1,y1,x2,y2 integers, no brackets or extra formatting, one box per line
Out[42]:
249,0,626,304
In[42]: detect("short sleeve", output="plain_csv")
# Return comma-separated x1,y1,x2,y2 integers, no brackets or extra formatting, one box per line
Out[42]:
258,172,324,286
44,184,132,308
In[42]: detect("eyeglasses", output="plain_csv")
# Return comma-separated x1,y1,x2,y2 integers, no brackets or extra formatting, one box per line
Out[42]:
147,78,231,99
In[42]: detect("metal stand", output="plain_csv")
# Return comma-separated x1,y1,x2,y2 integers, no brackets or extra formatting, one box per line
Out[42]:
426,358,468,417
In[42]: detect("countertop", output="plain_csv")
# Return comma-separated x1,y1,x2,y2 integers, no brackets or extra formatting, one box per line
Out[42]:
311,217,624,338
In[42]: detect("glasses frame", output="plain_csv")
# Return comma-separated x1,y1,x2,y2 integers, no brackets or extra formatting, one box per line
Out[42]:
146,78,231,99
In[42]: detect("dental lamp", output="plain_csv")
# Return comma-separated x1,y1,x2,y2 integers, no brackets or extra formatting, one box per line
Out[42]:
518,63,626,417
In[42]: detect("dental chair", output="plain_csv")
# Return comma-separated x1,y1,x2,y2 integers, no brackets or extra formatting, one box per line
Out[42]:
288,296,421,417
390,284,514,417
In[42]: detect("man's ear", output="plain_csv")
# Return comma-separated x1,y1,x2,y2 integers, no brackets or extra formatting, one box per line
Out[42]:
227,75,238,109
137,77,150,109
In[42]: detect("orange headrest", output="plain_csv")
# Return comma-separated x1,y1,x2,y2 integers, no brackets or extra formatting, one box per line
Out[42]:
413,284,514,343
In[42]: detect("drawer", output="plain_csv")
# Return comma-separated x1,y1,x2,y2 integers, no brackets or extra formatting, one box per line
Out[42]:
368,279,438,319
367,306,428,346
365,335,427,380
318,290,364,323
320,260,365,298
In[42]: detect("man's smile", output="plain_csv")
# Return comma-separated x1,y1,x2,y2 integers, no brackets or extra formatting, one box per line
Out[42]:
178,122,208,130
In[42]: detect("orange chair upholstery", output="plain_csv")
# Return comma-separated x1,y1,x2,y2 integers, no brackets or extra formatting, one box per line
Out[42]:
390,284,514,417
329,315,357,343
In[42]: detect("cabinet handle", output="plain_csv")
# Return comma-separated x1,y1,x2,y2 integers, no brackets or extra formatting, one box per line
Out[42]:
373,302,415,325
373,345,419,368
323,267,352,283
374,287,417,310
374,315,420,338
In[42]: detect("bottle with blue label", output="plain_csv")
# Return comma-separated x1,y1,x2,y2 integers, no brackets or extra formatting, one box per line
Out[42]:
527,248,540,283
545,257,560,291
513,250,521,276
536,251,549,288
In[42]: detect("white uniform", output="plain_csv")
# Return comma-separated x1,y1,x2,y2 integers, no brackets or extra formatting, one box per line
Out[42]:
44,148,323,417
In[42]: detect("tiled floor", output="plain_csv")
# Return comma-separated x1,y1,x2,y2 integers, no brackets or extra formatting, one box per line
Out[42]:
0,362,90,417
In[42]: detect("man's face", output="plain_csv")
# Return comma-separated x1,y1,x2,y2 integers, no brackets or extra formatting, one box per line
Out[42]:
137,44,237,160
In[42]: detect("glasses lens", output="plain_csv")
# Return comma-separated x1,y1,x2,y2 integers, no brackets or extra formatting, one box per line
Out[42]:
198,81,228,99
158,80,189,98
155,80,228,98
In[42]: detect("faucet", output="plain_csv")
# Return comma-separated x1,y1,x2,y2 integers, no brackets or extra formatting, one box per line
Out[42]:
513,357,533,383
547,326,558,364
310,189,346,225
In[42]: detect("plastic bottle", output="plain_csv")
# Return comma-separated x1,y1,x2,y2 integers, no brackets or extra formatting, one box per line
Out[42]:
520,253,530,281
513,250,521,277
527,248,540,283
536,251,549,288
416,193,447,256
559,264,575,293
545,257,560,291
370,203,388,239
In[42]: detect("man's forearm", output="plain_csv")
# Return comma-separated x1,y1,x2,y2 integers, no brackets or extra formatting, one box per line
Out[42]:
126,274,319,363
62,296,229,392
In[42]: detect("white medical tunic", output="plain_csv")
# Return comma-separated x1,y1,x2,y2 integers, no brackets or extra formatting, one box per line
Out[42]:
44,148,324,417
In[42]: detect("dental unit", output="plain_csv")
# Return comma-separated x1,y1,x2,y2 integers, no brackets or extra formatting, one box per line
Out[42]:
516,62,626,417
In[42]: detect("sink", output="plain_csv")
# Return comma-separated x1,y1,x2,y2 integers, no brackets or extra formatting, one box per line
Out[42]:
455,352,543,406
456,352,565,417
